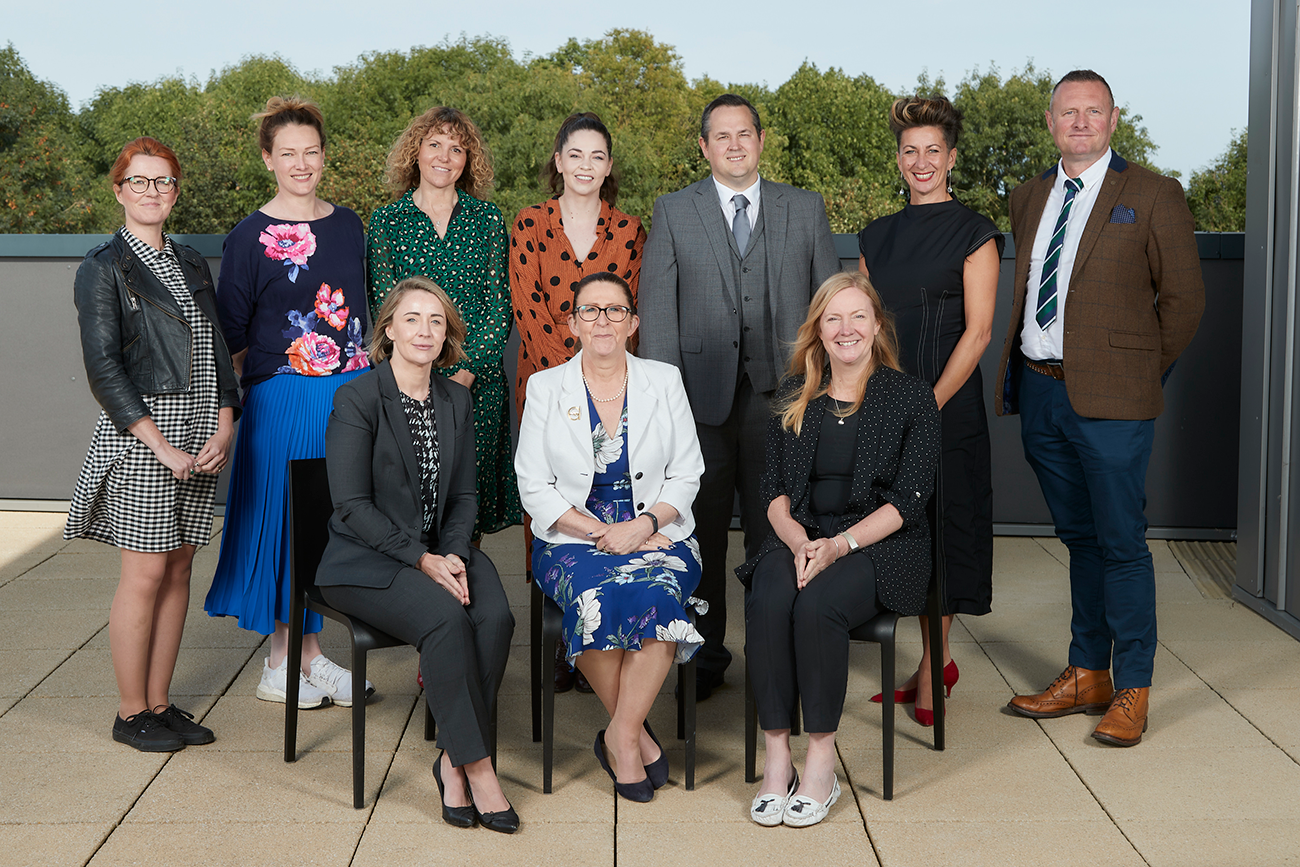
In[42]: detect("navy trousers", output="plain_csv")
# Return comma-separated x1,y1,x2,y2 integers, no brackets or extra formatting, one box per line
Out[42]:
1018,363,1157,689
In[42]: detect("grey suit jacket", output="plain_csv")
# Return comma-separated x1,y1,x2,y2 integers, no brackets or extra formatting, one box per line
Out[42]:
317,359,477,589
637,177,840,425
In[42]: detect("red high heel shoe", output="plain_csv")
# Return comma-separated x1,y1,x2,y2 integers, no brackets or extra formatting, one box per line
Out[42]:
870,660,959,704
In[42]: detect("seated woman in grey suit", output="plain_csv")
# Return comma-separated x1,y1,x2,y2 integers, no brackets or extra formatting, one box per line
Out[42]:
738,272,939,828
317,276,518,834
516,273,705,802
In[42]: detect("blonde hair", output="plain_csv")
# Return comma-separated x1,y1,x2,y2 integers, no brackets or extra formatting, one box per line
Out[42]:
367,276,468,368
384,106,493,199
252,96,326,155
776,272,901,436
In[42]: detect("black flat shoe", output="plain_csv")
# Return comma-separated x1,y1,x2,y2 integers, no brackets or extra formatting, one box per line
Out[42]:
642,721,669,789
432,750,475,828
473,801,520,834
594,730,654,802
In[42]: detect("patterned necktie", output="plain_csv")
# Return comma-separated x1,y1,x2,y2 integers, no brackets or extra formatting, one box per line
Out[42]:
1034,177,1083,329
732,194,751,254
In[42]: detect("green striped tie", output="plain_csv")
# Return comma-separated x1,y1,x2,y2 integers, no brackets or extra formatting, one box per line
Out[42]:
1035,177,1083,329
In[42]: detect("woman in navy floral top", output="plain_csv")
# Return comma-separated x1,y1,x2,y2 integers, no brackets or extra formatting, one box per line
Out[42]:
205,97,372,710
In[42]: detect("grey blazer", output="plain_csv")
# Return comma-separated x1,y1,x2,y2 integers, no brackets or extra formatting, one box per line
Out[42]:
317,360,477,589
637,177,840,425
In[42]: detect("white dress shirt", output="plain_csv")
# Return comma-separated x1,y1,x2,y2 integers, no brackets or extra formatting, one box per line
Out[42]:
713,175,761,232
1021,149,1113,361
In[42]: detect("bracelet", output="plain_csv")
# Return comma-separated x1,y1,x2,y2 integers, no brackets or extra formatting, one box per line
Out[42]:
833,535,844,557
642,511,659,535
840,531,860,552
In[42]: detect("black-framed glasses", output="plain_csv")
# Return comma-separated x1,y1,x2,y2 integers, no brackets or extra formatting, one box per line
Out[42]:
122,176,178,194
575,304,633,322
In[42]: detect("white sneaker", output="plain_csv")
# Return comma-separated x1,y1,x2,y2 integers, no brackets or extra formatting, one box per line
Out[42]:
306,655,374,708
750,767,799,826
256,657,330,708
783,775,840,827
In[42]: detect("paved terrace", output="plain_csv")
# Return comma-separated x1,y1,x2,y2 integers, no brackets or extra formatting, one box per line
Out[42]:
2,513,1298,867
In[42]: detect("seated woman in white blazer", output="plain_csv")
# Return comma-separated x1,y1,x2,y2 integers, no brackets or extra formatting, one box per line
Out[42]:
516,272,705,803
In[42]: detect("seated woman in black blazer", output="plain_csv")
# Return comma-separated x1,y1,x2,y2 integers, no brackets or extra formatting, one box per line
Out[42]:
317,276,518,834
737,271,939,828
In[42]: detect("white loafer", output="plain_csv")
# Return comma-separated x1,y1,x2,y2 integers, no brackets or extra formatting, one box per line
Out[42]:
750,767,799,826
783,775,840,827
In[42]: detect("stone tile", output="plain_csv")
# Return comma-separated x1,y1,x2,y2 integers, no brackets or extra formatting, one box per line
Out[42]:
620,821,875,866
90,822,363,867
0,512,71,529
840,742,1098,816
0,576,120,609
1162,640,1300,690
960,602,1073,644
175,613,269,649
0,609,106,650
33,647,252,698
1154,568,1207,604
1123,819,1300,867
0,823,113,867
1066,745,1300,820
991,536,1069,578
1149,540,1186,574
1157,600,1292,642
17,550,121,580
844,641,1009,701
838,690,1056,753
980,641,1203,694
201,694,416,754
353,821,613,867
128,749,394,821
868,820,1142,867
1043,687,1270,752
0,695,202,753
1219,687,1300,750
221,644,422,703
0,646,71,696
0,750,169,822
1033,536,1069,566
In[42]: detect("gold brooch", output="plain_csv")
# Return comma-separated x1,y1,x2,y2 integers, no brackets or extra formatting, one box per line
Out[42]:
567,406,580,421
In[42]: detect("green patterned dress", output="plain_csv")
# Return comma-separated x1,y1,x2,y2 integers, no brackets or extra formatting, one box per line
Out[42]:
367,190,521,537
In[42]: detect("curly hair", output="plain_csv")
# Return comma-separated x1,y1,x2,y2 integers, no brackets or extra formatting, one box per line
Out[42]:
775,272,901,436
540,112,620,205
367,276,468,369
384,106,493,200
887,96,963,150
252,96,326,155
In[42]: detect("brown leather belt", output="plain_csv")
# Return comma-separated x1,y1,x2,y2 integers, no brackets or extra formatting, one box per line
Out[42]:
1025,359,1066,380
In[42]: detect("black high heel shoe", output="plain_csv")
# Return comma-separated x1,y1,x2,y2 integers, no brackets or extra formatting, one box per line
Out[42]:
595,730,654,802
432,750,475,828
642,721,669,789
472,799,520,834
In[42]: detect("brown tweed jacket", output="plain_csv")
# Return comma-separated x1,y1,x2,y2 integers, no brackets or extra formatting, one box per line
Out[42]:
995,152,1205,421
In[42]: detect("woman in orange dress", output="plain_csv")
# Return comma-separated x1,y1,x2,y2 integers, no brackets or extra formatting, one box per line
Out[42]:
509,112,646,691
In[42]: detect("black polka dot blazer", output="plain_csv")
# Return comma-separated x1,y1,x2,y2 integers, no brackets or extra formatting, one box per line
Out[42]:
735,367,940,616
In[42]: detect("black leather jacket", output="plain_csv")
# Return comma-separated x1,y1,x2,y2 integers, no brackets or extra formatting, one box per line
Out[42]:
74,233,241,433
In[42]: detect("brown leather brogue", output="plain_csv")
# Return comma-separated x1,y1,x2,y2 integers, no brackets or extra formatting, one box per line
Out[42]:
1092,687,1149,746
1007,665,1114,718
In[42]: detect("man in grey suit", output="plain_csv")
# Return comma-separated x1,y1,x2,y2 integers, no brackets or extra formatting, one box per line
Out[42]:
639,94,840,696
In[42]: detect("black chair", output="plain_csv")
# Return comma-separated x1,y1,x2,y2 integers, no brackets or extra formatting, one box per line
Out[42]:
283,457,437,809
530,576,698,793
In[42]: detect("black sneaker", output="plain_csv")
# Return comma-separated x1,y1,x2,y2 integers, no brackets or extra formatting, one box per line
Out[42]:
154,704,215,745
112,711,186,752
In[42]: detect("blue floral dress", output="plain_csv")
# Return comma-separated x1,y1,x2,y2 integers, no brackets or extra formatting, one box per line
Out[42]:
533,392,705,665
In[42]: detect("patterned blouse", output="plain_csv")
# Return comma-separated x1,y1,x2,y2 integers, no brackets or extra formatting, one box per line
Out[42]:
508,197,646,422
399,390,440,534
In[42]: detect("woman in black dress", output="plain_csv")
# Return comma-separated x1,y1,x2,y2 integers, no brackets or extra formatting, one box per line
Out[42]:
857,96,1002,726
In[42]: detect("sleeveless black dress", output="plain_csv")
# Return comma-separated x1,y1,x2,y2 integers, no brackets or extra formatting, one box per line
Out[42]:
857,199,1003,616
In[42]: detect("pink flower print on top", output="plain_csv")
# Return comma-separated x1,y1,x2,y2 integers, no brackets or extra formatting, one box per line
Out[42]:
285,332,341,376
342,349,369,373
314,284,350,330
259,223,317,283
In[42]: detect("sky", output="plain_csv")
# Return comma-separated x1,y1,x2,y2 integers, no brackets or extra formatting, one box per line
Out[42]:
6,0,1249,184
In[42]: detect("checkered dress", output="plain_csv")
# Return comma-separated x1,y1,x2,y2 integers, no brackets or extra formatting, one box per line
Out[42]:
64,229,222,553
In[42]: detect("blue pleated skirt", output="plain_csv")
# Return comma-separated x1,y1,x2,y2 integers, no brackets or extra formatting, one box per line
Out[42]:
204,369,365,635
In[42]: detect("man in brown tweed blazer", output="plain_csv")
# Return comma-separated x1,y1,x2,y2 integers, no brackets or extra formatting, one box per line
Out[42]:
994,70,1204,746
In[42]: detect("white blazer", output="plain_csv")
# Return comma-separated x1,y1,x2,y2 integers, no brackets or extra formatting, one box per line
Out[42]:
516,351,704,545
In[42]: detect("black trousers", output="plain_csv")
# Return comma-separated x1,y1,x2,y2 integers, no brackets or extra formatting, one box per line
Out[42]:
745,547,881,733
319,548,515,766
691,374,772,677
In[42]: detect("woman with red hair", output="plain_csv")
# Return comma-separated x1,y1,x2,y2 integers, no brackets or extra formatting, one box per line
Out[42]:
66,137,242,751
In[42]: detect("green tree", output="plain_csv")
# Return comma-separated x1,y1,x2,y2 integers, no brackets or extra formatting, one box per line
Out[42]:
0,44,94,232
1186,130,1246,231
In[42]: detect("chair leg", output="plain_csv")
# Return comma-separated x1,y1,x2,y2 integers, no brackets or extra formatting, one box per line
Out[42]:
530,573,542,743
490,700,498,773
284,606,305,763
927,586,946,751
880,630,896,801
542,636,556,794
683,658,696,791
424,702,435,741
351,644,367,809
744,670,757,784
676,664,686,741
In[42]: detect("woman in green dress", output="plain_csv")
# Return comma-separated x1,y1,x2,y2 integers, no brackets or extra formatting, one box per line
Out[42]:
368,106,520,538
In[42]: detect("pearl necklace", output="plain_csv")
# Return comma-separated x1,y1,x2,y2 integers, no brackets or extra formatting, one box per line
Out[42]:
583,368,629,403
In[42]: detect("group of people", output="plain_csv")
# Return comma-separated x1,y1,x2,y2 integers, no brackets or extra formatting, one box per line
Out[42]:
66,67,1204,832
